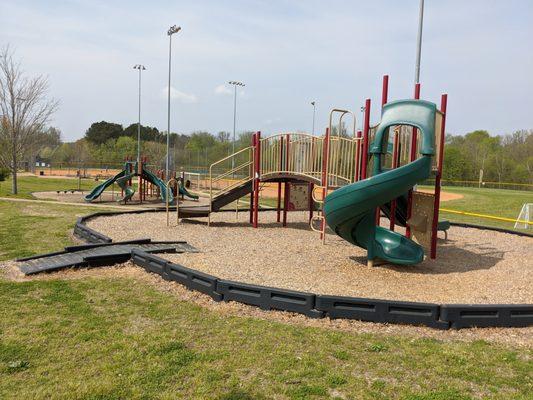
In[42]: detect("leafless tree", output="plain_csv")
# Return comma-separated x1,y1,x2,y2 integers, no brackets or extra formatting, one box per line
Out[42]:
0,46,59,194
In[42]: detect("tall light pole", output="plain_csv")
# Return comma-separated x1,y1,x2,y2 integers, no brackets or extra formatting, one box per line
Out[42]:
166,24,181,179
414,0,424,84
133,64,146,165
311,101,316,135
228,81,245,156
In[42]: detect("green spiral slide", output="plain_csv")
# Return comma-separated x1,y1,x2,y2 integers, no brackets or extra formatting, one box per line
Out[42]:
115,171,136,203
323,99,437,265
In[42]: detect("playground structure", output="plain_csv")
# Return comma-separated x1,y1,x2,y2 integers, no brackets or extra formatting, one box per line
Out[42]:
84,156,198,204
18,73,533,330
170,75,448,265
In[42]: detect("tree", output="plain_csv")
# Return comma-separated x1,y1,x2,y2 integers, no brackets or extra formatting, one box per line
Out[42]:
443,147,469,181
462,130,499,181
216,131,230,143
0,46,59,194
123,123,161,142
27,126,62,170
185,131,216,151
84,121,123,145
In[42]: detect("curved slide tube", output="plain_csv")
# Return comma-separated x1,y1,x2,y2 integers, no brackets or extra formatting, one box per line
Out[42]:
324,99,438,265
115,172,136,203
324,157,430,264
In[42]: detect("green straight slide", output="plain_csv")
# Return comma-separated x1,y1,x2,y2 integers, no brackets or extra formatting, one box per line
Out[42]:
84,170,126,202
141,167,174,204
178,184,199,200
323,100,437,265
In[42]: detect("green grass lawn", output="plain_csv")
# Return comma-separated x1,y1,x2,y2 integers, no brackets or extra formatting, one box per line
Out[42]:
0,189,532,398
420,186,532,232
0,175,97,199
0,200,112,261
1,275,531,399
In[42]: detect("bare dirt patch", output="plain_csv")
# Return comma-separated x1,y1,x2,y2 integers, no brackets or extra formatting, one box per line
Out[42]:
418,188,463,202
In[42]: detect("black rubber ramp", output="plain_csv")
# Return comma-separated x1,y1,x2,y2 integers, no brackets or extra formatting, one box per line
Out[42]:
18,240,198,275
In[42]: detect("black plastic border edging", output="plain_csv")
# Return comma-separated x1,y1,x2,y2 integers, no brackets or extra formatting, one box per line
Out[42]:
129,249,533,330
74,217,112,243
217,279,324,318
131,249,222,301
75,210,533,330
440,304,533,329
315,295,448,329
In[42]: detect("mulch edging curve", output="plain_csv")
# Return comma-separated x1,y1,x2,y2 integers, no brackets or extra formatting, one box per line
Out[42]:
72,209,533,330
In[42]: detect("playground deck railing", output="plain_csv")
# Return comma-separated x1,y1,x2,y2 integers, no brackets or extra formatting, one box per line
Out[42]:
260,133,325,183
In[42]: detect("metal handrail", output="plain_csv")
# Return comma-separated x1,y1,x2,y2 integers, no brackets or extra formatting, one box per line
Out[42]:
210,146,252,169
211,161,253,183
311,185,326,203
209,146,254,225
309,215,325,233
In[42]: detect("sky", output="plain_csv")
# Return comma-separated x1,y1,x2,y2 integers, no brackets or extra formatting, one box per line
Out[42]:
1,0,532,142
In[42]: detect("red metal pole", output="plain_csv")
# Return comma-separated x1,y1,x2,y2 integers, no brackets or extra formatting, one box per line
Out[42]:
308,182,314,221
253,131,261,228
283,182,290,227
381,75,389,107
361,99,371,179
282,134,290,227
249,133,256,224
430,94,448,259
406,83,421,238
276,136,284,222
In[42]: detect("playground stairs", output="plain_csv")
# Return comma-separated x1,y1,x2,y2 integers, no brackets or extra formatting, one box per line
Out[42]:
175,180,253,218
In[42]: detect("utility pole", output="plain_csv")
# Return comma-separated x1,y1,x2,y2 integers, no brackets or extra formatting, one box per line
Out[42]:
133,64,146,165
311,101,316,135
414,0,425,84
166,24,181,179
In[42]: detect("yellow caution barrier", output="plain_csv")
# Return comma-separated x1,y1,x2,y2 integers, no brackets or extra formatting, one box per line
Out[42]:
440,208,533,225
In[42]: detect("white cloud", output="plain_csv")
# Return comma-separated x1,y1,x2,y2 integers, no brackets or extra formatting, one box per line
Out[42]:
163,86,198,103
264,117,281,125
214,84,232,95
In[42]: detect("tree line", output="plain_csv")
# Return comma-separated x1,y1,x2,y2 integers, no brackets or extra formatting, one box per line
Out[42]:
443,129,532,184
38,120,255,171
36,121,533,185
